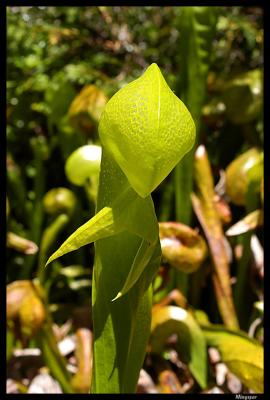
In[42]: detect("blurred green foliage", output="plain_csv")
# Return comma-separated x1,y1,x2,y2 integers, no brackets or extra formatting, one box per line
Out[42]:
6,7,263,393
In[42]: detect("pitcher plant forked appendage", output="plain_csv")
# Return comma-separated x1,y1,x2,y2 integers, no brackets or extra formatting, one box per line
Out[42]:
46,63,196,393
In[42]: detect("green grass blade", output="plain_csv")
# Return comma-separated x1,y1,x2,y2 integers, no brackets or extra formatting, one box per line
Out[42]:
173,7,218,296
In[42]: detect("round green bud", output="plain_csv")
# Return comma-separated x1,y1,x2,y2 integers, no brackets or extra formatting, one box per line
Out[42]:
98,63,196,198
65,145,102,186
43,187,77,216
225,148,263,206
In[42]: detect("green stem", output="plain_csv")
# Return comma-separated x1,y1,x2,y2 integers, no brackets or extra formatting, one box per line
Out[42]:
234,232,252,328
174,151,195,225
84,175,99,205
7,159,30,227
91,150,160,393
36,213,75,393
22,145,46,279
37,324,75,394
174,151,195,296
159,175,174,222
37,214,70,285
192,147,239,329
175,151,194,297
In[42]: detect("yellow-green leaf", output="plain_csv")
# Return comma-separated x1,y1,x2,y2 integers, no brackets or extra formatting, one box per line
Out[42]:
45,185,158,269
202,325,263,393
